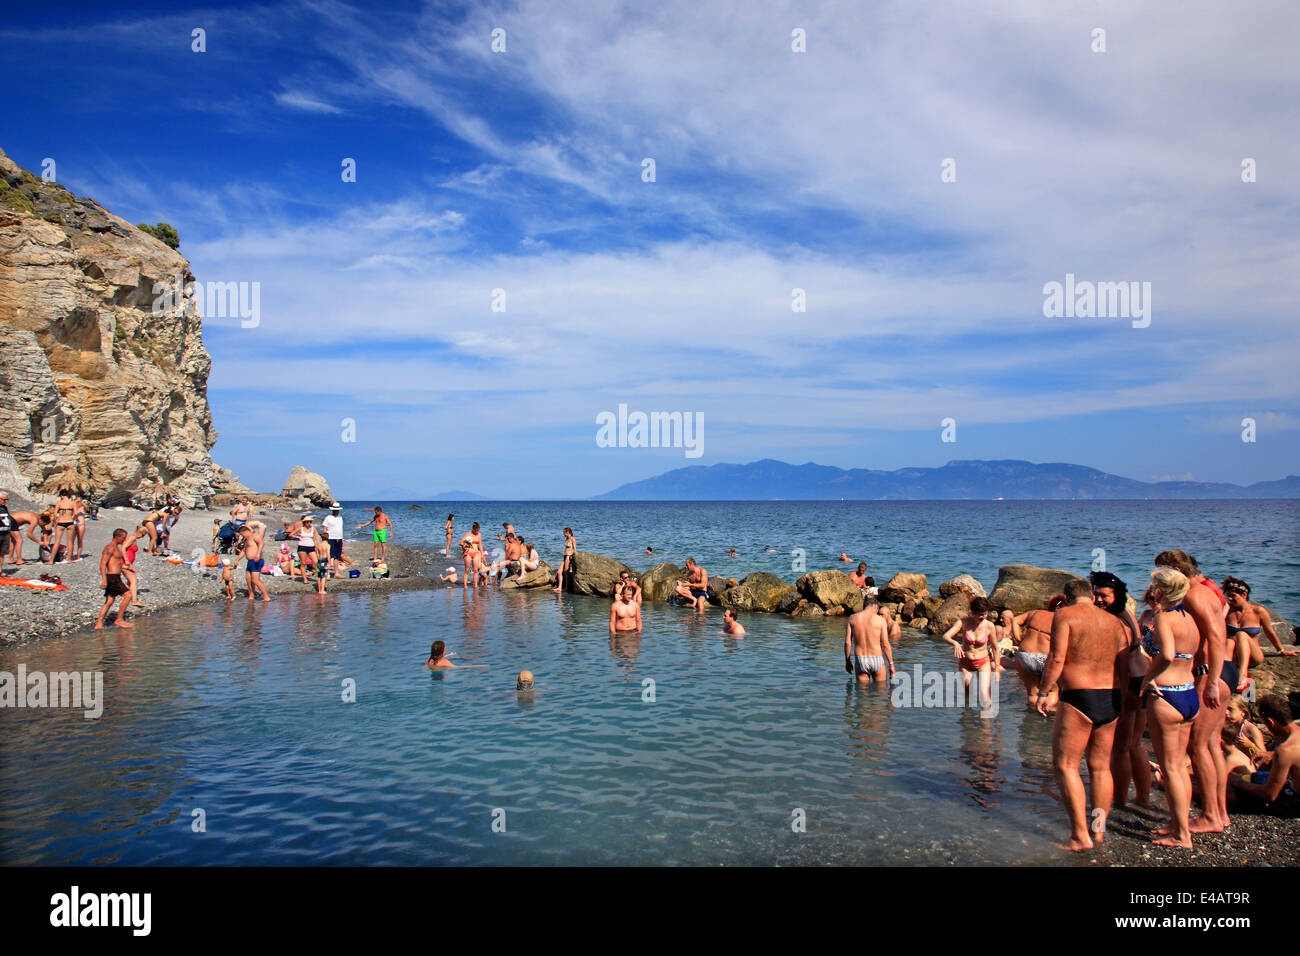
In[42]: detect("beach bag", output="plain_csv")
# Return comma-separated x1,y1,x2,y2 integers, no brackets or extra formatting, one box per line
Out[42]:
203,554,221,567
348,569,361,578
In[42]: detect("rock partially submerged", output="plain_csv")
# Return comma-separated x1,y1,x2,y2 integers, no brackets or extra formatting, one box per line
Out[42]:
568,551,636,597
928,591,973,635
722,572,796,612
878,572,927,604
796,569,863,615
500,559,556,590
988,564,1085,613
939,574,986,599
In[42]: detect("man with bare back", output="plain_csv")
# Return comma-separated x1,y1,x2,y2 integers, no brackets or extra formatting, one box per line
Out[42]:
845,596,893,683
95,529,134,629
1156,549,1229,833
674,557,709,611
236,523,271,602
1038,578,1127,851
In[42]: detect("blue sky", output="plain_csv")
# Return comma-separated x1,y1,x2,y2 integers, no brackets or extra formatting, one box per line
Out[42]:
3,0,1298,498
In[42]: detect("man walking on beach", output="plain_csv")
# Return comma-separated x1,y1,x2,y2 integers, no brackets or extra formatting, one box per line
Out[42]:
356,506,393,562
236,524,271,602
1038,579,1127,851
674,557,709,611
845,596,893,683
95,529,134,629
1156,549,1229,833
322,502,345,577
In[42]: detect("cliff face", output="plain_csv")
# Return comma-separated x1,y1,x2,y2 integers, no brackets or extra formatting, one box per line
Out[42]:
0,147,220,505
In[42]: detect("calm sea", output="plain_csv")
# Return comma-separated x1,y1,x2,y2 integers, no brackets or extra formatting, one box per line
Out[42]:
0,499,1294,865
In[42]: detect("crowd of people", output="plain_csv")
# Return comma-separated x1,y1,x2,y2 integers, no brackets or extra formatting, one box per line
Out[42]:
0,488,109,566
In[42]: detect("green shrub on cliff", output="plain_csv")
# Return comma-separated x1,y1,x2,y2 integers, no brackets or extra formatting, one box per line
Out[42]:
136,221,180,249
0,183,34,213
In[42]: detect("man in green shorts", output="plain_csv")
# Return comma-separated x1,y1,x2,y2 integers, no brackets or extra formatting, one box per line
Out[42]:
355,505,394,562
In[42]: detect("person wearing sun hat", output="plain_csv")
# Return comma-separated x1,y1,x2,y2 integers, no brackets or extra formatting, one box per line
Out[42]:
322,502,345,577
295,514,318,585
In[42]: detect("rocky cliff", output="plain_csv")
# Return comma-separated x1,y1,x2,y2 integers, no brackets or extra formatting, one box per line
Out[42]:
0,147,222,505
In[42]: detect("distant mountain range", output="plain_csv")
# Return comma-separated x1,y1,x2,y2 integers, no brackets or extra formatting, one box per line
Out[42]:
593,459,1300,500
364,487,487,500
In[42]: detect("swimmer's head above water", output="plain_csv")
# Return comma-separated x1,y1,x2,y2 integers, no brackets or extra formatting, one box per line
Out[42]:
517,670,534,689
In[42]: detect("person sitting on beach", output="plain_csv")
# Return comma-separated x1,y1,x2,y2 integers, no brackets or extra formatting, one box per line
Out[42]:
722,608,746,637
609,585,642,634
1228,695,1300,817
994,609,1020,650
356,506,393,562
1223,577,1295,686
274,542,293,576
552,527,576,593
427,640,455,669
845,596,893,683
1224,695,1267,765
1037,579,1127,851
94,529,134,630
943,597,1000,705
614,570,642,605
673,557,709,611
235,524,271,602
849,563,869,594
439,567,459,584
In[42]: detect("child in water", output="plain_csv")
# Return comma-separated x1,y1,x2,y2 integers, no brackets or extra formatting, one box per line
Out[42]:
427,640,455,669
221,560,235,599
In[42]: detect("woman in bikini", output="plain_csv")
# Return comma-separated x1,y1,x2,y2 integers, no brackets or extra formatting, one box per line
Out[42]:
1142,566,1201,848
515,541,540,580
552,527,575,593
71,496,87,561
141,507,166,555
942,596,1000,708
1013,594,1063,711
444,514,455,556
458,522,482,588
1222,576,1295,692
49,491,77,564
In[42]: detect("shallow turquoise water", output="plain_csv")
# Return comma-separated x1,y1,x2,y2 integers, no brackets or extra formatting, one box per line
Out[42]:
2,587,1068,865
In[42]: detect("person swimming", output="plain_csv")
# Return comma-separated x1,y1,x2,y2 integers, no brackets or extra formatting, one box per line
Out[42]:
517,670,534,689
427,640,455,669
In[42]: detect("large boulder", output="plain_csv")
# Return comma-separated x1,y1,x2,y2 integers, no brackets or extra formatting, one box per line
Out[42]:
928,591,973,635
796,570,864,614
915,594,944,621
989,564,1086,614
500,559,555,590
639,562,687,602
282,465,334,508
776,588,805,615
568,551,636,597
878,572,928,604
722,572,794,612
939,574,987,599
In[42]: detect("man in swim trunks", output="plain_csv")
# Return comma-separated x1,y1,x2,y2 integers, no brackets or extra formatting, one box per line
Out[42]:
1229,695,1300,817
722,608,746,637
230,497,251,526
4,506,39,565
94,529,134,629
674,557,709,611
1156,549,1229,833
609,585,642,634
236,524,271,602
1038,579,1127,851
355,506,393,562
845,596,894,683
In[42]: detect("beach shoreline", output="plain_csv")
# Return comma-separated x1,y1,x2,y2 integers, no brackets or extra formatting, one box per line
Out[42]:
0,505,440,646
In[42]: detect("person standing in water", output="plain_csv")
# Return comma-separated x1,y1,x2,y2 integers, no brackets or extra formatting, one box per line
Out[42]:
552,527,576,593
845,597,893,683
356,506,393,562
458,522,483,588
444,514,455,556
943,597,1000,707
236,524,271,602
609,585,642,634
1037,579,1127,852
722,608,746,637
